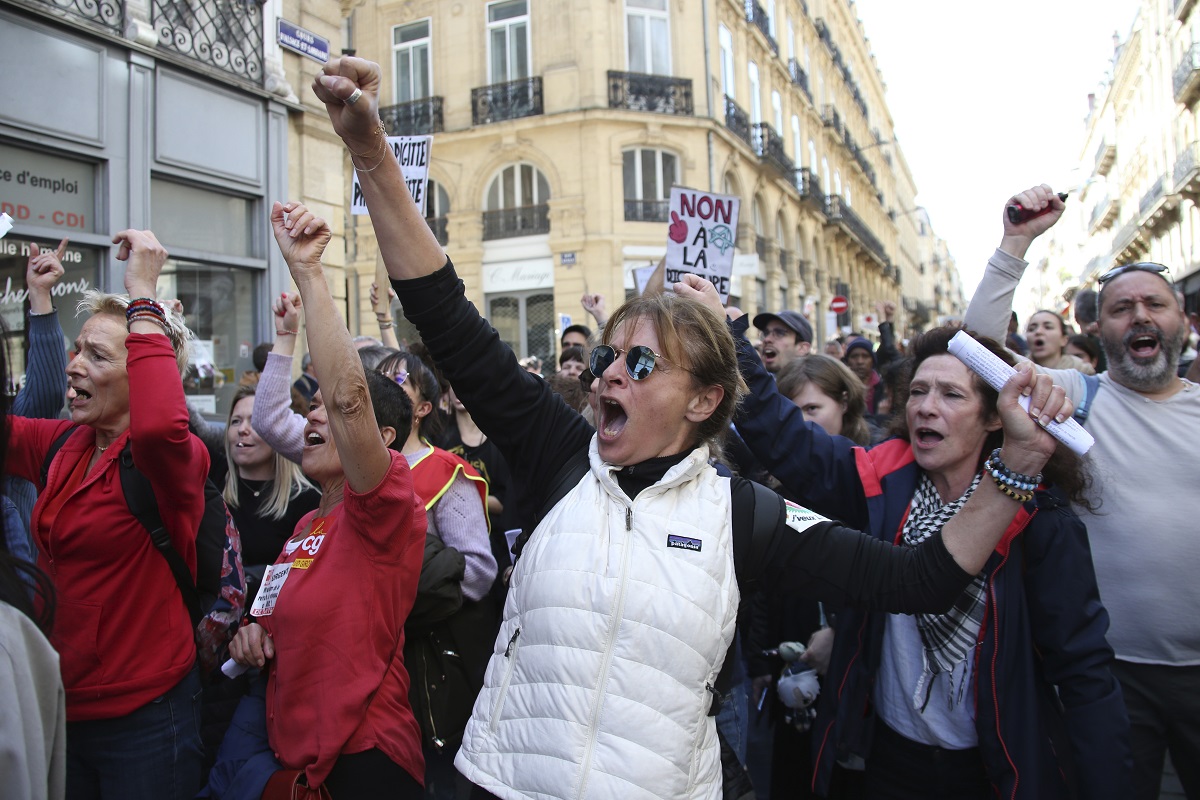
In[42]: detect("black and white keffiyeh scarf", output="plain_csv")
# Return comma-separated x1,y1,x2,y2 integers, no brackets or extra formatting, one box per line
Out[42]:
901,472,985,711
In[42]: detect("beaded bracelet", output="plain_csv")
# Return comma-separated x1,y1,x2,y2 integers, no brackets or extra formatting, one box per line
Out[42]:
126,297,165,322
984,447,1041,492
127,311,169,333
989,472,1034,504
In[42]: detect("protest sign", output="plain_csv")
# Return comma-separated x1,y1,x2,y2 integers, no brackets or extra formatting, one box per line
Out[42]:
663,186,740,302
351,135,433,216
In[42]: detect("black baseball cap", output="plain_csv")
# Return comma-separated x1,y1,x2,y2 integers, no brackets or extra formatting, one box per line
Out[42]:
753,310,813,344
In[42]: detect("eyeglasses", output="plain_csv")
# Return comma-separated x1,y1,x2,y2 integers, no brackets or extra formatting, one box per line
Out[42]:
1098,262,1171,285
578,368,595,394
589,344,687,382
392,368,408,386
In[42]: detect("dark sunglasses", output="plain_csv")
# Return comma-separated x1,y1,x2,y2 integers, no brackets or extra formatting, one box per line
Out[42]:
1098,262,1171,285
590,344,686,382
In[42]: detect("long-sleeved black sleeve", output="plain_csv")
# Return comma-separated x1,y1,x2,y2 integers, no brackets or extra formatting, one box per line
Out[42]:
731,478,972,615
391,261,594,512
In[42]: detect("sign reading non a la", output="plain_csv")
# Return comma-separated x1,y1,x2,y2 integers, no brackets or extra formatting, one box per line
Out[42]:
351,135,433,216
664,186,740,303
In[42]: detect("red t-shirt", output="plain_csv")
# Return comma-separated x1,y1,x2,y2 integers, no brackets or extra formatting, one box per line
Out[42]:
260,450,428,788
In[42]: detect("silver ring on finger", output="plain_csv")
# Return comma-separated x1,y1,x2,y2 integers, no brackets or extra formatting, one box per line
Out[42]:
345,87,363,106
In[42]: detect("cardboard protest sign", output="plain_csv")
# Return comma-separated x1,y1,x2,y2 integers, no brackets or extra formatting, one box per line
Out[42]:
664,186,740,302
351,135,432,216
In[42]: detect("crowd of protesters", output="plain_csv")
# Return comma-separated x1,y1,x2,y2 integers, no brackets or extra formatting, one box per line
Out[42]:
2,58,1199,800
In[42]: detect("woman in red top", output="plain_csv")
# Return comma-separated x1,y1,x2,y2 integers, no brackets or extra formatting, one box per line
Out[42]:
6,230,209,800
229,202,427,798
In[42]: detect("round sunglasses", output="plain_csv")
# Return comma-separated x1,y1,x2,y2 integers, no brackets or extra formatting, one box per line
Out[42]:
589,344,688,383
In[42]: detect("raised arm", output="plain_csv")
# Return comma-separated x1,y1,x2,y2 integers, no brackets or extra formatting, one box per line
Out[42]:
964,185,1066,342
15,240,68,419
370,281,400,349
270,202,390,493
252,291,306,464
311,58,445,283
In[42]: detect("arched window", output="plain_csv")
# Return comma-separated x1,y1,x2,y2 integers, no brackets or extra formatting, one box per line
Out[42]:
792,115,802,165
623,148,677,222
821,157,831,196
808,139,818,172
834,170,842,197
424,179,451,245
483,163,550,239
748,62,762,124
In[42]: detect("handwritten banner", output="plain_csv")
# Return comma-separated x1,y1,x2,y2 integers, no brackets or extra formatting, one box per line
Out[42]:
351,135,433,216
664,186,740,303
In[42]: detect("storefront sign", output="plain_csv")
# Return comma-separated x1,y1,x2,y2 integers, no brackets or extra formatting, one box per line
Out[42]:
351,136,432,216
277,20,330,64
483,260,553,293
0,143,96,233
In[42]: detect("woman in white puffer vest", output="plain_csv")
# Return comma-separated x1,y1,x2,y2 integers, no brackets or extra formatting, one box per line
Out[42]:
310,56,1072,800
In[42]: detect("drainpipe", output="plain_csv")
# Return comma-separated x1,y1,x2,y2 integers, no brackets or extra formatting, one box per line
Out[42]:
702,0,715,191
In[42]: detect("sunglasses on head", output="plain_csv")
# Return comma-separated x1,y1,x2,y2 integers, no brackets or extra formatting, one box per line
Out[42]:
589,344,686,383
1098,262,1171,285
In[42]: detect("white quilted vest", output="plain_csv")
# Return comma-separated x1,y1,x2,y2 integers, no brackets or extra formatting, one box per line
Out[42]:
455,438,739,800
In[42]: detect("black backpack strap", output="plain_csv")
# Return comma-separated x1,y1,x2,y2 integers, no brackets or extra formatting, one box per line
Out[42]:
1073,373,1101,425
117,442,204,628
512,448,591,561
40,425,80,488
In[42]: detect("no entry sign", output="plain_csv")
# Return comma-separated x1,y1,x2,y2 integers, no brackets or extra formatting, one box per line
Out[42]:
830,295,849,314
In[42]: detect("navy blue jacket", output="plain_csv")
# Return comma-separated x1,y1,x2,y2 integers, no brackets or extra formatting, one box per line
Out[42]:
730,318,1132,799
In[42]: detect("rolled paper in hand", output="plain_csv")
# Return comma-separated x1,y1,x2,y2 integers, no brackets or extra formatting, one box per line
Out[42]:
947,331,1094,456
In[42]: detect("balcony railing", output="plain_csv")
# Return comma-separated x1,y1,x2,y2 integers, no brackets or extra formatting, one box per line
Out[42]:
1094,137,1116,176
1088,194,1119,233
1138,176,1167,219
381,96,444,136
794,168,824,213
1111,218,1147,262
38,0,123,30
787,59,812,102
153,0,263,82
624,199,670,223
814,18,831,45
752,123,793,178
426,216,448,246
1174,43,1200,104
481,204,550,240
725,95,753,148
821,104,842,137
1176,141,1200,194
744,0,778,55
607,71,693,116
826,195,887,265
472,76,543,125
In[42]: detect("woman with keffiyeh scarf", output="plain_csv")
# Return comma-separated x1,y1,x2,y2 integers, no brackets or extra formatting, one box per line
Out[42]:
730,324,1132,799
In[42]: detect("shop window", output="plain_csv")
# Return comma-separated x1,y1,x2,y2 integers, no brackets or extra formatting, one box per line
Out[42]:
487,290,554,365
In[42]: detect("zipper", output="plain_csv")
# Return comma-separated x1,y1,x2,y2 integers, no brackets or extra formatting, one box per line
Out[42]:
489,627,521,732
420,645,444,751
578,500,635,798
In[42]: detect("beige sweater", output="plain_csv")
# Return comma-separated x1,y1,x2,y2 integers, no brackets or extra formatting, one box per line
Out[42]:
0,602,65,800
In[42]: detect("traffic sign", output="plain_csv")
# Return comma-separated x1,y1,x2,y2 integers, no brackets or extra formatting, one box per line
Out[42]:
830,295,849,314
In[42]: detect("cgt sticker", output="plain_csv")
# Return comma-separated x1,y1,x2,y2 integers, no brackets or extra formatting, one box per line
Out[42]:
667,534,702,552
784,500,829,534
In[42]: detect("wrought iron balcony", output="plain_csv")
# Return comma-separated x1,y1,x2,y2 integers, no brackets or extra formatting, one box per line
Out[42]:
1093,137,1116,177
624,199,670,223
752,123,793,178
607,71,693,116
426,216,448,246
1111,218,1148,264
1138,174,1178,233
814,18,831,45
825,195,887,266
37,0,123,30
744,0,778,55
1138,175,1167,219
381,97,444,136
724,96,753,148
482,205,550,240
1088,194,1119,233
153,0,263,83
1174,44,1200,105
1176,141,1200,194
793,168,824,213
472,77,543,125
787,59,812,102
821,105,842,137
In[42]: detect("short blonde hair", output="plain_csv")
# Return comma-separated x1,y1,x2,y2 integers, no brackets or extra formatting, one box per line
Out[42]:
77,291,192,377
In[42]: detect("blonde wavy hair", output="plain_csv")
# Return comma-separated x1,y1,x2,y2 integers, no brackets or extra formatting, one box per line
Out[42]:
77,291,193,377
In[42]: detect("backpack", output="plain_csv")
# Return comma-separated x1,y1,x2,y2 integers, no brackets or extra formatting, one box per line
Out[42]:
1073,373,1102,425
40,426,245,673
